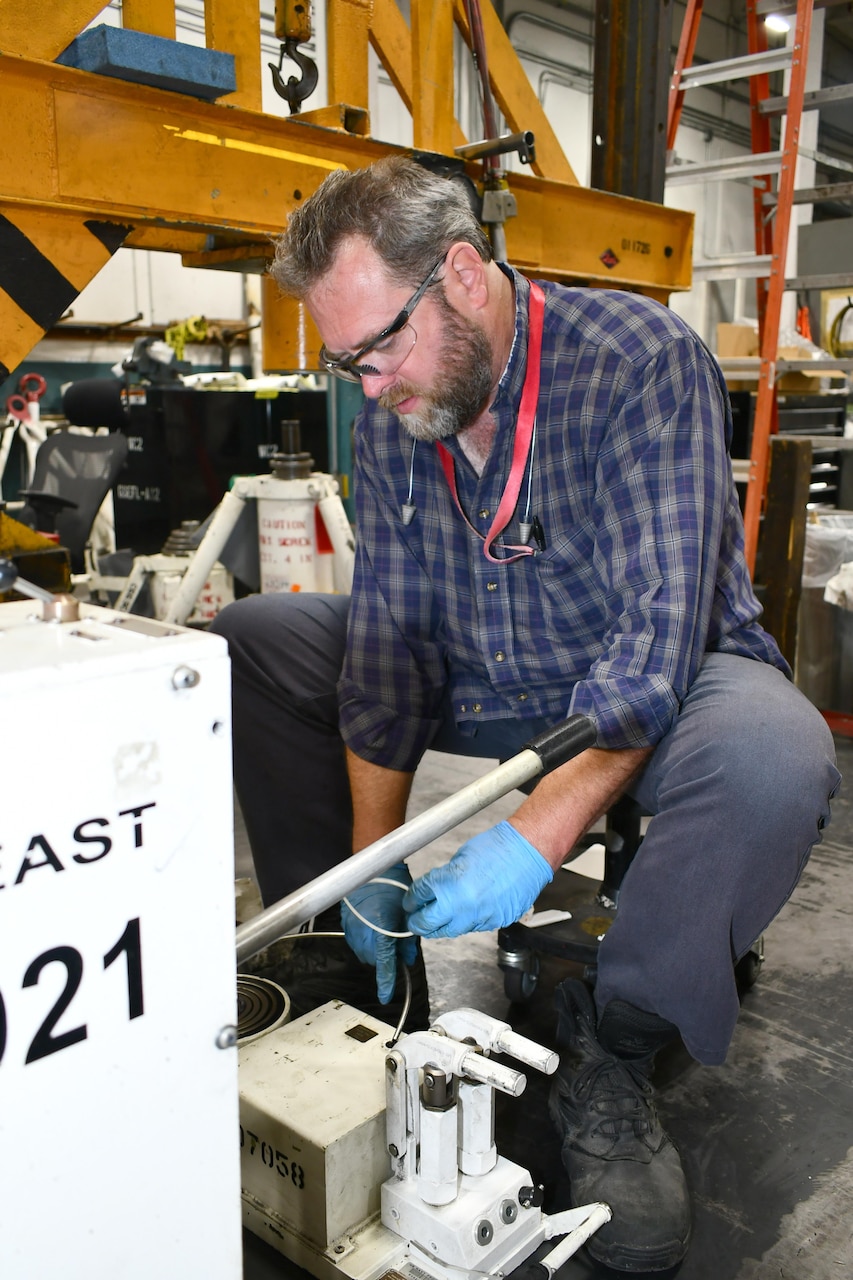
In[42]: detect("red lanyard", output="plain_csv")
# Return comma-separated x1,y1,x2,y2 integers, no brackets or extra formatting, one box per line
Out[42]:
436,279,544,564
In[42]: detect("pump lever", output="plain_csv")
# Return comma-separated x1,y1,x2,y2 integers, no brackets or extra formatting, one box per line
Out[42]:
432,1008,558,1075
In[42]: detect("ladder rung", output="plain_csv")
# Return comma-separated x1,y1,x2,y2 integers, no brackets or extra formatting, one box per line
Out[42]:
778,357,853,373
717,360,762,376
666,152,783,186
692,256,773,281
716,357,853,376
676,48,792,92
798,147,853,177
753,0,840,17
758,81,853,117
785,272,853,291
763,180,853,207
753,0,793,12
693,260,853,289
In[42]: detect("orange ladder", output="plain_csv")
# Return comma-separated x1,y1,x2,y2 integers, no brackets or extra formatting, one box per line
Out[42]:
666,0,853,574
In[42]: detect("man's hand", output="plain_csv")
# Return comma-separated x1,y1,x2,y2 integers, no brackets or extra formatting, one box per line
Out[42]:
341,861,418,1003
403,821,553,938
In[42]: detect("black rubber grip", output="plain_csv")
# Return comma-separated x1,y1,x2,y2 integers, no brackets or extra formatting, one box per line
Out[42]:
522,714,597,774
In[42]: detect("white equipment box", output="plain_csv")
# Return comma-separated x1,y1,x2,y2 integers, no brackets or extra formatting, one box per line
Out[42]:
239,999,395,1272
0,599,242,1279
238,1000,610,1280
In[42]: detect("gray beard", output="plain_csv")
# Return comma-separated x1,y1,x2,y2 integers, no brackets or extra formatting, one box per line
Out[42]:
382,305,493,443
399,402,466,443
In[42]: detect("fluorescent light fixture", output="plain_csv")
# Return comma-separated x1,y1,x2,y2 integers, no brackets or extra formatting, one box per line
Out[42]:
765,13,791,33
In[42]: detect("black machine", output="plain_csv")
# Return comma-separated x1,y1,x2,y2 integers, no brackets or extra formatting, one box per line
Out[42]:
113,385,329,553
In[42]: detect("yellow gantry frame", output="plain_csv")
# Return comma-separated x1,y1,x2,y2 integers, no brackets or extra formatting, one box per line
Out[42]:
0,0,693,376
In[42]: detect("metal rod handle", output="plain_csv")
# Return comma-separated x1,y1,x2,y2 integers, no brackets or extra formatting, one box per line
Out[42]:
235,715,595,963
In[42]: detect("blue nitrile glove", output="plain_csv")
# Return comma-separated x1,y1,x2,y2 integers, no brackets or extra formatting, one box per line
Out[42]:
403,820,553,939
341,861,419,1004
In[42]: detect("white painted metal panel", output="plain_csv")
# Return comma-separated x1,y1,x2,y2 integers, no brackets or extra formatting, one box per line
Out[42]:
0,602,241,1280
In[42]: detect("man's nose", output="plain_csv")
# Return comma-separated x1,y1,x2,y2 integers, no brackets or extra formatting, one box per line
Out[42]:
360,371,396,399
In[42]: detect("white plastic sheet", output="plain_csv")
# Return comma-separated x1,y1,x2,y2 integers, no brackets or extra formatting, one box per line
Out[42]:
796,512,853,709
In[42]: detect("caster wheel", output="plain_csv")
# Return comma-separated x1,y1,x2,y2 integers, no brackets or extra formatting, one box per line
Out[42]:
735,937,764,991
501,956,540,1003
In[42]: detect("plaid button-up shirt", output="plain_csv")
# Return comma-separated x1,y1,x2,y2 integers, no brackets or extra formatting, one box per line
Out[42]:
338,267,787,769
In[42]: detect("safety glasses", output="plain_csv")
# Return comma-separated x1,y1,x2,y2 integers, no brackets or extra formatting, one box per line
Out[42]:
319,256,445,383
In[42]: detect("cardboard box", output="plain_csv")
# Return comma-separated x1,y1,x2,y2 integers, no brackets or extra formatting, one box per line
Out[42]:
717,322,760,358
776,344,846,392
716,323,760,391
715,328,846,392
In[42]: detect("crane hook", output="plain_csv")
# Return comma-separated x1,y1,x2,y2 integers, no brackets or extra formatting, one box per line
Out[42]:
269,38,319,114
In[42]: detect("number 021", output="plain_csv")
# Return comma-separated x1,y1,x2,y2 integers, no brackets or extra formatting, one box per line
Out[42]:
0,917,144,1067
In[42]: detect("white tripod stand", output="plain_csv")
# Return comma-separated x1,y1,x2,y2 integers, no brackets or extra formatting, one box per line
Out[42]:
104,415,355,627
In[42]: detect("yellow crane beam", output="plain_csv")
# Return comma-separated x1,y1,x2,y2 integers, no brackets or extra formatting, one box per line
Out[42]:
0,0,693,378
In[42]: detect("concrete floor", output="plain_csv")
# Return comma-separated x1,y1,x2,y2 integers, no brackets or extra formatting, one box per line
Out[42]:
239,733,853,1280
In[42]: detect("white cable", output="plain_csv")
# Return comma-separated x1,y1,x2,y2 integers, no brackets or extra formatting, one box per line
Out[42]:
522,418,537,522
342,877,414,938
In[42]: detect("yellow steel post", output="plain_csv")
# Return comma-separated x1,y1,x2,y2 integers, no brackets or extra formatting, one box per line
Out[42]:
127,228,212,255
262,274,323,372
122,0,177,40
0,0,103,60
327,0,371,112
411,0,456,156
369,0,469,151
205,0,263,111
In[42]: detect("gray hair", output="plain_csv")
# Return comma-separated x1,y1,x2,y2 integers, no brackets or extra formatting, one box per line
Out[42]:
270,156,492,297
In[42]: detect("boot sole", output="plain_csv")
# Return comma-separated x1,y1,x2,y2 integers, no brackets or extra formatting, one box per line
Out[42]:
586,1229,690,1273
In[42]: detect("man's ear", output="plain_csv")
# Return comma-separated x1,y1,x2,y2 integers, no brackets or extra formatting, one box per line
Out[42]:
443,241,489,313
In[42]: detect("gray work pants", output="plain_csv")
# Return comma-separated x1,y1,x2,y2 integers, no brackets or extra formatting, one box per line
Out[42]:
211,592,839,1065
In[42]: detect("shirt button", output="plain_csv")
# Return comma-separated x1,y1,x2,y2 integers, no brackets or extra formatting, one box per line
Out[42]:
487,582,498,591
472,703,482,713
495,651,506,662
460,703,467,713
518,692,528,702
478,508,490,519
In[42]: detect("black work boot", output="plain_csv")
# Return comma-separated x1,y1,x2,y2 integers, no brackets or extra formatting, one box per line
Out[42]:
239,904,431,1032
548,978,690,1272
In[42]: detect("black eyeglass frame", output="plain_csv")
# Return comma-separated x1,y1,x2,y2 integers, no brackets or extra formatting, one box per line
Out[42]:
319,255,445,382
